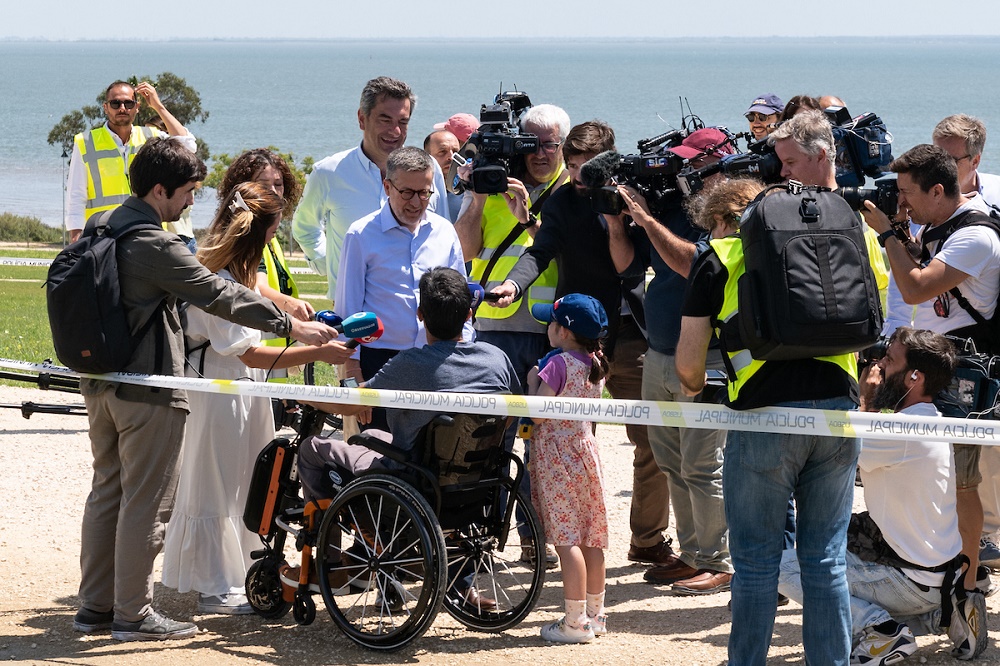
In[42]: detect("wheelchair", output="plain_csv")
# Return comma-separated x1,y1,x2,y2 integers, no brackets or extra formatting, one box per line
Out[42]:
241,403,546,651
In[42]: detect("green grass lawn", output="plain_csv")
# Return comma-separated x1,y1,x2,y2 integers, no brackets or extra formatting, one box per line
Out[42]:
0,249,335,387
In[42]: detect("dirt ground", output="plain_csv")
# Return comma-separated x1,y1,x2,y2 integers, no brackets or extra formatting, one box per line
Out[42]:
0,386,987,665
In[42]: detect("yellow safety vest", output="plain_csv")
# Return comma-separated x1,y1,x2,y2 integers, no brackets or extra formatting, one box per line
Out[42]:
261,238,299,350
709,236,857,404
470,167,563,323
76,125,157,222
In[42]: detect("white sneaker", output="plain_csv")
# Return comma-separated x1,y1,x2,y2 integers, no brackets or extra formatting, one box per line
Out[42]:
540,616,595,644
949,589,988,660
589,613,607,636
850,622,915,665
197,592,253,615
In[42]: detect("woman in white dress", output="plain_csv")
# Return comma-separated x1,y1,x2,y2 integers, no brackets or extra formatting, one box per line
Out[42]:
161,182,352,614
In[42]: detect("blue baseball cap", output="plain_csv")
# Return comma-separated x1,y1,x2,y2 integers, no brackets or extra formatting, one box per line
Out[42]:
531,293,609,340
746,93,784,116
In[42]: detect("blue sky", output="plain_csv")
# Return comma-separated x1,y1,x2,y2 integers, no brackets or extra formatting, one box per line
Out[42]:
5,0,999,39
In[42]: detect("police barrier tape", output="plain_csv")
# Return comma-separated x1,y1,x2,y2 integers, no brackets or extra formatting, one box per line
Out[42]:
3,356,1000,446
0,256,316,274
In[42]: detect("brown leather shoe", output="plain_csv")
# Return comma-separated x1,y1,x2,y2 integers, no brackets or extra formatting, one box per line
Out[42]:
461,586,497,612
672,570,732,596
628,539,678,565
643,559,698,584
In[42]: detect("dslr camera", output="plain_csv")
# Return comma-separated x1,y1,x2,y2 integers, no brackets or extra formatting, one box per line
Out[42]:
835,175,899,217
459,91,539,194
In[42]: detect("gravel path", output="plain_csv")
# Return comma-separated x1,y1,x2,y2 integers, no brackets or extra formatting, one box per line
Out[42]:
0,386,982,665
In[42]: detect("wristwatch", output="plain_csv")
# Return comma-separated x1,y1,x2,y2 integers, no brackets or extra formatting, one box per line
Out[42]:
519,213,539,229
877,229,896,247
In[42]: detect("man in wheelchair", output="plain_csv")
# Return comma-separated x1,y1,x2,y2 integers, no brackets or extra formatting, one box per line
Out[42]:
294,266,520,609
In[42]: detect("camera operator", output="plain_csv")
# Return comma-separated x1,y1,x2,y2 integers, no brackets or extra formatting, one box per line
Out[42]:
864,143,1000,594
601,129,736,592
778,328,985,663
453,103,570,418
768,110,889,296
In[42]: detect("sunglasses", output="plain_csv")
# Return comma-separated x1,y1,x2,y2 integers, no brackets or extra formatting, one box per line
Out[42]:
107,99,137,110
745,112,775,123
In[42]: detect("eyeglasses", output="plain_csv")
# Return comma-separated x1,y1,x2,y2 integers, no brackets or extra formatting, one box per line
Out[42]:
745,112,775,123
538,141,562,154
388,180,434,201
107,99,137,110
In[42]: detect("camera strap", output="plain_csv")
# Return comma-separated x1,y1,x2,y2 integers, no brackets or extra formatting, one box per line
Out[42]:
920,210,1000,325
477,178,560,291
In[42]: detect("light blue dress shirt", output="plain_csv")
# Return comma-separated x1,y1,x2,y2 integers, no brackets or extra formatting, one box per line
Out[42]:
292,143,449,298
335,201,468,351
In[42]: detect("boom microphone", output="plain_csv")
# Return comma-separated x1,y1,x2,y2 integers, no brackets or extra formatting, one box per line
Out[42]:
580,150,622,188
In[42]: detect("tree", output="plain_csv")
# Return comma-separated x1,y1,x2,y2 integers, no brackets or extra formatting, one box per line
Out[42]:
47,72,210,160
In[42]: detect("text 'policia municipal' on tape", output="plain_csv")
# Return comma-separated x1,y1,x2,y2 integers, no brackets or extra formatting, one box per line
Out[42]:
0,256,315,273
2,357,999,446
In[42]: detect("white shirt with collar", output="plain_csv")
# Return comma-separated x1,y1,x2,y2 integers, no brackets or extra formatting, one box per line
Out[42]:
291,144,450,298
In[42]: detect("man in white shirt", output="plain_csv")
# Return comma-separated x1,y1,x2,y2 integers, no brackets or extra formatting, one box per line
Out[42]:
292,76,449,297
864,144,1000,596
65,80,195,242
779,327,985,664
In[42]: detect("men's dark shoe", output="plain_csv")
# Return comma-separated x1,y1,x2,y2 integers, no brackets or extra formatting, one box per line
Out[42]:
111,610,198,641
628,539,677,565
460,586,497,612
644,559,698,585
672,570,732,596
729,593,789,611
73,607,114,633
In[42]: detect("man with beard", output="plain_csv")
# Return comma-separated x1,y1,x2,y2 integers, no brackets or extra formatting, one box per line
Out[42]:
778,327,986,664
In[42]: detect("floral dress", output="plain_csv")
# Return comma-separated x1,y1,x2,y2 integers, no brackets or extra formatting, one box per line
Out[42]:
529,351,608,549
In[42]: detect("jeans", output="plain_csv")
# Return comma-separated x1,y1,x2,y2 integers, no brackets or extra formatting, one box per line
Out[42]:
779,550,943,639
643,348,730,571
725,396,860,666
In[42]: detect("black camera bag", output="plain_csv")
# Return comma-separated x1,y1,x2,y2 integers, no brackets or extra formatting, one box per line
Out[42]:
45,211,163,374
737,183,883,361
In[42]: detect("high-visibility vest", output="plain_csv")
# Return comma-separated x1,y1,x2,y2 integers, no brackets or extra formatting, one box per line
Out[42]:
470,168,563,323
75,125,158,222
261,238,298,350
709,235,856,404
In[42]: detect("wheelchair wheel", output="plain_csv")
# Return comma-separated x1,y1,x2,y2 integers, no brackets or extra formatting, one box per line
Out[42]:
315,474,447,651
245,558,291,620
442,488,545,631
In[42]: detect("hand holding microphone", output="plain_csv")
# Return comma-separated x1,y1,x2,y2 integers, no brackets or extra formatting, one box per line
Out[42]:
316,310,385,348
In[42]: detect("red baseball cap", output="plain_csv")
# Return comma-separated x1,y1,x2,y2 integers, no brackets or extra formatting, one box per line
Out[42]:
668,128,735,160
433,113,480,144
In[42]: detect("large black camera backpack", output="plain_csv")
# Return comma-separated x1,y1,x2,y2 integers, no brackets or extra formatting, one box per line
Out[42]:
45,212,163,373
737,182,883,361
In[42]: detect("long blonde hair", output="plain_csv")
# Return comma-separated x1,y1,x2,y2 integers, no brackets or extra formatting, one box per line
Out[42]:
197,182,282,288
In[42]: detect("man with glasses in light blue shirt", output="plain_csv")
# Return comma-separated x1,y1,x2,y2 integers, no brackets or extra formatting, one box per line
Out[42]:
292,76,449,297
336,147,468,429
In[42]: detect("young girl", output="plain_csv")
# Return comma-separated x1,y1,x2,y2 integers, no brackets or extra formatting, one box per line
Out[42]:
527,293,611,644
161,182,352,615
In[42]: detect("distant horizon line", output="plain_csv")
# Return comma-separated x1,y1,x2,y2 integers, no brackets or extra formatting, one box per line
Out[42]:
2,35,998,43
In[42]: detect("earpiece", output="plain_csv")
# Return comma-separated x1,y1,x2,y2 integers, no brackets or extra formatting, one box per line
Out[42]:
910,370,918,381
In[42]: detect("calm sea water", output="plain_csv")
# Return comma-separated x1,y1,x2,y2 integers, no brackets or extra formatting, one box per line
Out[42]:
3,37,1000,229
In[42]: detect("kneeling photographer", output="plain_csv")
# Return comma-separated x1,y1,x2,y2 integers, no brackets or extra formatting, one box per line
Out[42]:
864,143,1000,594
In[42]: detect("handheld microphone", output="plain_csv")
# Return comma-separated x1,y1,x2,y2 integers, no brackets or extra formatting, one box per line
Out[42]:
468,282,502,309
315,310,344,330
341,312,384,349
580,150,622,188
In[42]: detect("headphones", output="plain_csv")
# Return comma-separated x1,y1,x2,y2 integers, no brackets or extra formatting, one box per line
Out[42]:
910,370,918,381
